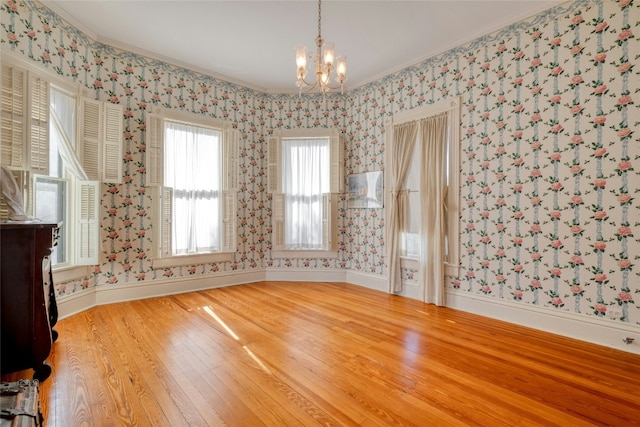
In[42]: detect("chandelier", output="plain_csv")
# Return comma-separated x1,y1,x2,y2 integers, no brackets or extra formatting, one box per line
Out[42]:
295,0,347,94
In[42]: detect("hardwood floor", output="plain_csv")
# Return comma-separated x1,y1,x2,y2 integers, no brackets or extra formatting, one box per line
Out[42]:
3,281,639,426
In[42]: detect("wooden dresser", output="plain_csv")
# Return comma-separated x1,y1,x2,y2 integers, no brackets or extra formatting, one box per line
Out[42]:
1,222,60,381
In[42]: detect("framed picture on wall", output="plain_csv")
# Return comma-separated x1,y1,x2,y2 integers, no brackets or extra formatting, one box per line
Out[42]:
347,171,384,209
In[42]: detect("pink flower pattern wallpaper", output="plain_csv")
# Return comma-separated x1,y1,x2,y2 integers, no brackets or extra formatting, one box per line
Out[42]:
2,0,638,327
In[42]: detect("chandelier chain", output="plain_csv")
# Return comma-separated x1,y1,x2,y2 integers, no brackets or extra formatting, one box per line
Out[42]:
317,0,322,40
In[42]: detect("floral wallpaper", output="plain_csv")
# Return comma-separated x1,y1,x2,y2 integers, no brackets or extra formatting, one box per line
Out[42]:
2,0,638,329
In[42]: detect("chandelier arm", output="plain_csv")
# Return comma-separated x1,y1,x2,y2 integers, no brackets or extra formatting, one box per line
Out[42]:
297,75,319,89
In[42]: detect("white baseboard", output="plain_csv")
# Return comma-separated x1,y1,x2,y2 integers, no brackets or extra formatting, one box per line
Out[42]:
345,271,425,301
58,269,380,318
56,287,99,319
446,290,640,355
345,271,388,293
397,281,422,300
97,270,266,304
57,270,265,319
264,268,347,282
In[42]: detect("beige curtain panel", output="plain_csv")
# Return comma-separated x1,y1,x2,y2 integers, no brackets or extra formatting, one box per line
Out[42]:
387,121,418,293
420,112,449,305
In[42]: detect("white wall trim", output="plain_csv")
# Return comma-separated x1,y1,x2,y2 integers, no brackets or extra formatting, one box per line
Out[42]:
446,290,640,355
345,271,387,293
264,268,347,282
56,287,98,319
397,281,422,301
57,270,265,319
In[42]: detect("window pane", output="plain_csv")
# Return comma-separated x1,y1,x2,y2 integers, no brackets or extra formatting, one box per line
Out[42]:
49,88,76,179
35,177,66,265
401,232,420,259
282,137,329,249
164,121,221,255
402,143,420,256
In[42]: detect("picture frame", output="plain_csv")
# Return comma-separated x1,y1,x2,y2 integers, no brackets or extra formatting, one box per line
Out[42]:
347,171,384,209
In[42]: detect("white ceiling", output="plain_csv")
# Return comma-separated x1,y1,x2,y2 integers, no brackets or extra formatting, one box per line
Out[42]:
46,0,563,93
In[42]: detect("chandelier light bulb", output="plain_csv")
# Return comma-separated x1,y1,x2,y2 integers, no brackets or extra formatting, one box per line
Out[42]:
336,56,347,78
295,45,307,69
323,42,335,66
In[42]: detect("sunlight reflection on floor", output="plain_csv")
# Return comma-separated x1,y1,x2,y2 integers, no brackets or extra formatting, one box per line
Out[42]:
201,305,272,375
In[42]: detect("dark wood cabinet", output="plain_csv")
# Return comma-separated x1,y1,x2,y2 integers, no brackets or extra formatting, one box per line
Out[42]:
1,222,60,381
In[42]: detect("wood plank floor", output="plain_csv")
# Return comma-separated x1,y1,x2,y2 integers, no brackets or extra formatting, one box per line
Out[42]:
3,281,639,426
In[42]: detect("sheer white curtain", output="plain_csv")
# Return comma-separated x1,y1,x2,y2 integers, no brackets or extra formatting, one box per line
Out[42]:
283,137,329,249
387,121,418,293
420,113,448,305
164,121,221,254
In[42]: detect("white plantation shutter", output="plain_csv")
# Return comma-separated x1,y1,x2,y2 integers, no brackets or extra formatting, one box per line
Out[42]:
321,192,331,251
272,192,285,250
222,190,237,252
330,132,344,193
79,98,122,183
150,185,170,258
102,103,122,183
159,186,173,257
320,193,339,252
79,98,101,180
221,126,238,253
76,180,100,265
146,112,164,187
267,134,281,193
223,126,239,190
28,74,49,175
1,64,26,168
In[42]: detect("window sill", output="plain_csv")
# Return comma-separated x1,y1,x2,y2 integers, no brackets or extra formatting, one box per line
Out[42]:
152,252,234,269
445,262,461,276
272,250,338,259
399,256,419,270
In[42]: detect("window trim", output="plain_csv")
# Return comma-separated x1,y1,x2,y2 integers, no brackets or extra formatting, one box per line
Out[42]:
268,129,343,258
146,108,238,263
271,250,338,259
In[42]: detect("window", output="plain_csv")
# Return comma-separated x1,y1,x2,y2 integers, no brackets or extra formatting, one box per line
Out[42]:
283,137,329,249
1,60,120,269
268,129,343,256
34,176,67,264
146,110,237,263
385,98,461,274
401,144,421,259
398,120,457,262
35,86,75,265
166,121,221,254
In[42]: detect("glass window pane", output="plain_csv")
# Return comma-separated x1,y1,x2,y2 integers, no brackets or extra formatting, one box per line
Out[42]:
35,177,66,265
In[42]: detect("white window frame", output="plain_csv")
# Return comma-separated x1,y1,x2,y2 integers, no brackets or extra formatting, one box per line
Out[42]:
1,56,114,273
384,97,461,277
146,109,237,268
268,128,343,258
